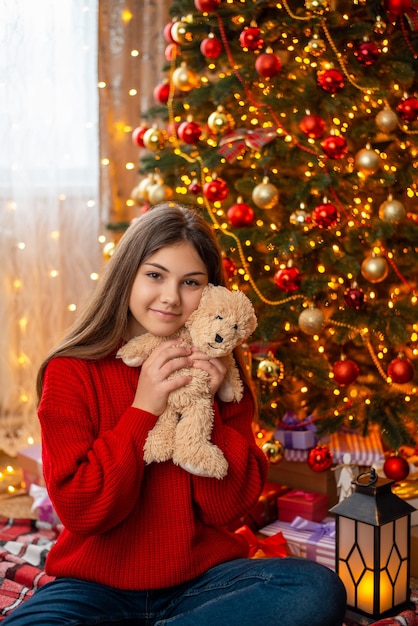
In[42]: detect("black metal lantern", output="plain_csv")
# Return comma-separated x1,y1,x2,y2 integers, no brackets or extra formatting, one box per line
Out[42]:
330,468,416,623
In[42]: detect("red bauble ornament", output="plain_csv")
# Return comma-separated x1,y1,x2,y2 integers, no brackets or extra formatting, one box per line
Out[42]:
227,202,255,227
344,286,365,310
299,113,326,139
188,179,201,195
312,202,339,228
223,257,237,279
396,96,418,122
320,135,348,159
153,82,170,104
165,43,179,62
194,0,221,11
203,177,229,202
163,22,175,43
354,41,379,66
274,266,302,292
132,126,148,147
178,120,202,144
383,454,410,481
384,0,411,18
307,445,333,472
387,356,415,384
255,52,282,78
200,36,223,58
317,69,345,94
333,358,360,386
239,27,264,50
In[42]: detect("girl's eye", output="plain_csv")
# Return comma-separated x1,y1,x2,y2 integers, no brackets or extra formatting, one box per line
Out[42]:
147,272,161,279
184,279,200,286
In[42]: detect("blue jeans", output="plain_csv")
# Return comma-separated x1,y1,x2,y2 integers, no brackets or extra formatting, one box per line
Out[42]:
2,557,346,626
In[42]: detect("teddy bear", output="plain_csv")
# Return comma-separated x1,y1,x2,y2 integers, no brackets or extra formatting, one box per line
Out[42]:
117,283,257,479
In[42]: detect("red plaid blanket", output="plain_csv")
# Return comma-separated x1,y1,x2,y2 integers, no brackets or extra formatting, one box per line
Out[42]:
0,517,59,620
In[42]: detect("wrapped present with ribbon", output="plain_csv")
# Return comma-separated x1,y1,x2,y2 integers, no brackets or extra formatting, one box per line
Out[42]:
218,127,277,162
228,481,290,532
328,425,384,466
234,524,288,559
274,412,318,450
277,488,330,523
259,516,336,571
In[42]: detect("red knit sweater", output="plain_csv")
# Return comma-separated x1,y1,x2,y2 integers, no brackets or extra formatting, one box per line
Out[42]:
38,350,268,590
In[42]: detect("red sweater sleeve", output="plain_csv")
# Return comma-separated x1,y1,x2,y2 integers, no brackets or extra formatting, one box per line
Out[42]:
39,356,157,534
191,386,268,528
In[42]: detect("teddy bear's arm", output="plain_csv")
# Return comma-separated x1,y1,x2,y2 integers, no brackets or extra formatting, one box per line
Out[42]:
217,355,244,403
116,334,163,367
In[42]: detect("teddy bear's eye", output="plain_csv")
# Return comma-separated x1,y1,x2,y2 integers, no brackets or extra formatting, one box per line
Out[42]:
233,324,238,330
216,315,223,320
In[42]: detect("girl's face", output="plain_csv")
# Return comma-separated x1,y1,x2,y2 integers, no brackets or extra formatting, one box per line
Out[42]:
127,242,209,338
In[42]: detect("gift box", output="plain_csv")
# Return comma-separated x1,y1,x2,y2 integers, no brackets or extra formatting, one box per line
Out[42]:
259,516,335,571
268,458,338,506
228,481,290,532
277,489,330,523
391,480,418,526
17,443,44,490
328,425,384,466
29,484,60,526
274,412,318,450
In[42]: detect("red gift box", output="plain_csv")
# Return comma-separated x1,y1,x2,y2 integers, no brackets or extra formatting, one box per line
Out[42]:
228,481,290,531
277,489,330,523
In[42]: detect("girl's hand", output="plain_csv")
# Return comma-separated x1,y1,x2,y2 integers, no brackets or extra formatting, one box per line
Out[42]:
131,338,193,415
190,348,228,400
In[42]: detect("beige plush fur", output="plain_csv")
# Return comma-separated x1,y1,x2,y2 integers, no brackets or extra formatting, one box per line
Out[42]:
117,284,257,479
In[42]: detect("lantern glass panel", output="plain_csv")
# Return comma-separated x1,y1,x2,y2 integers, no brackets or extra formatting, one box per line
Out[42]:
395,516,408,557
357,522,374,566
339,516,355,557
357,569,374,615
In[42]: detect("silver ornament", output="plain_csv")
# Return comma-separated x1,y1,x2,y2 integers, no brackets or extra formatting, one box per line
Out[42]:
361,254,389,283
375,108,398,133
379,196,406,224
298,306,325,334
354,146,381,175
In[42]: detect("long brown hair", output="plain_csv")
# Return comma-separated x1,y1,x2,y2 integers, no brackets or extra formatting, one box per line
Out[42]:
37,203,255,402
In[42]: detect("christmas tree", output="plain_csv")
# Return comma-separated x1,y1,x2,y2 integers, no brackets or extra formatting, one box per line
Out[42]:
124,0,418,455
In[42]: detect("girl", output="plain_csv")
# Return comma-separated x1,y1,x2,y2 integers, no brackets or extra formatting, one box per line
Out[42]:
4,203,346,625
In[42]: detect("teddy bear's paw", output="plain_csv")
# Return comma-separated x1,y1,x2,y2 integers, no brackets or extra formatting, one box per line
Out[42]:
143,433,174,465
174,445,228,480
121,355,144,367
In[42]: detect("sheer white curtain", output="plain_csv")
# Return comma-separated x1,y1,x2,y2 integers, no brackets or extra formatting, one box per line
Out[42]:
0,0,100,454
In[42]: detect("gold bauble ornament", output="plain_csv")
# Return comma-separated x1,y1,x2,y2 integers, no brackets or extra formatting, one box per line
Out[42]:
207,105,233,134
361,253,389,283
147,179,174,205
257,352,284,383
261,437,284,465
375,107,398,133
354,145,381,175
171,20,192,45
131,174,154,203
172,63,198,92
379,195,406,224
143,127,168,151
298,306,325,335
252,176,279,209
307,33,326,56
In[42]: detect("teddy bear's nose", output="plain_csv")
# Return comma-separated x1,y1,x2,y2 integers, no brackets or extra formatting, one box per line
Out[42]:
215,334,224,344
